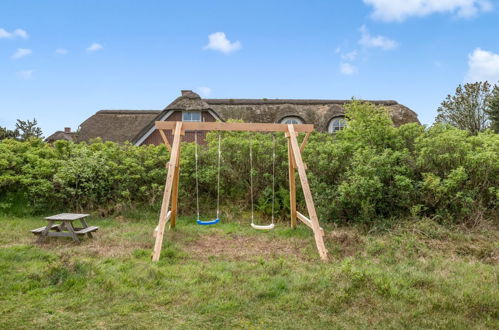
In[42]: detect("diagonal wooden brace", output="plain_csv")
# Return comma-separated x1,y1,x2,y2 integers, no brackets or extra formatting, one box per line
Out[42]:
287,124,328,261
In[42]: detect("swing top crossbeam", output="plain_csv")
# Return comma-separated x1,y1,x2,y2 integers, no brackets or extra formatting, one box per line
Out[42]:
155,121,314,133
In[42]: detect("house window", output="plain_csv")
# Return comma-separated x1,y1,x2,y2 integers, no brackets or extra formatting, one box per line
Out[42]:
328,117,346,133
280,116,304,125
182,111,201,122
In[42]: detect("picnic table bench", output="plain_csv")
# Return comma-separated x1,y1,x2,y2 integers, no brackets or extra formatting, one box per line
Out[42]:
31,213,98,243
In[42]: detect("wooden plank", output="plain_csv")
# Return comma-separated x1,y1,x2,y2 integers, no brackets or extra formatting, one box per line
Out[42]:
170,149,181,228
297,212,324,236
40,232,76,238
74,226,99,235
44,213,89,221
152,122,183,262
287,136,297,229
31,224,61,233
288,124,328,261
153,211,171,238
155,121,314,133
158,129,171,152
300,132,311,152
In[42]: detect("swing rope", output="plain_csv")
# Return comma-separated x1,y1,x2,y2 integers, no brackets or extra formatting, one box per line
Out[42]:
249,134,276,230
216,133,221,219
194,132,200,221
194,132,221,225
271,134,276,225
249,137,255,225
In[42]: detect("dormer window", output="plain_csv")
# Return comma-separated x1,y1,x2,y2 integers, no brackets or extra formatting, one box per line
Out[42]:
328,116,346,133
280,116,304,125
182,111,201,122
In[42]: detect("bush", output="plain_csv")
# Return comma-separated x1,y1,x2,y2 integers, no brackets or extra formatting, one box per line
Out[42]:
0,100,497,225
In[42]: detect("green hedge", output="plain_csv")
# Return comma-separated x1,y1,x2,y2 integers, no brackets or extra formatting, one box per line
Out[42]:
1,101,497,224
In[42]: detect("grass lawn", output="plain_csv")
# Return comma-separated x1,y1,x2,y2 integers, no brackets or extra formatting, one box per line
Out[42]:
0,214,497,329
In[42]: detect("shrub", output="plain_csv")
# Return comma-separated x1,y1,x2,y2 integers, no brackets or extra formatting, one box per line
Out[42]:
0,100,497,225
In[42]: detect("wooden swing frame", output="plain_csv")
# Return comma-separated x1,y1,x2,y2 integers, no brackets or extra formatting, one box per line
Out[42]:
151,121,328,262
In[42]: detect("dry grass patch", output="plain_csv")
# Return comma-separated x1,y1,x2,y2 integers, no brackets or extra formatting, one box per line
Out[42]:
183,233,311,261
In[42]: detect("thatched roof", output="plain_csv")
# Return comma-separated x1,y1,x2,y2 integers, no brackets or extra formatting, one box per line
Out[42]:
203,98,420,128
75,90,420,144
205,99,399,106
45,131,76,143
77,110,162,143
165,90,212,111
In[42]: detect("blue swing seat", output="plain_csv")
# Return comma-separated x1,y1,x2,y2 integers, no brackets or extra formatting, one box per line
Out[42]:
196,218,220,225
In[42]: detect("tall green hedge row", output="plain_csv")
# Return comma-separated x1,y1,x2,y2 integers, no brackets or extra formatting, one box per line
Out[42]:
1,101,497,224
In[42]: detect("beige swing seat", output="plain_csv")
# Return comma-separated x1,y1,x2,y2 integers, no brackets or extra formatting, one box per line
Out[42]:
251,223,275,230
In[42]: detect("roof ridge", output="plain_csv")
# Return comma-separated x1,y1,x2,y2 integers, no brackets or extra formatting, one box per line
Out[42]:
96,110,162,114
203,99,398,105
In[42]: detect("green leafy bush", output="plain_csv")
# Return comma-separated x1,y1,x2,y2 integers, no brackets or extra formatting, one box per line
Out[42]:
0,100,497,224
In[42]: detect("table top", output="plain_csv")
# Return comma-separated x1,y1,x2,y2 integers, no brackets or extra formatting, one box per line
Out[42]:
44,213,90,221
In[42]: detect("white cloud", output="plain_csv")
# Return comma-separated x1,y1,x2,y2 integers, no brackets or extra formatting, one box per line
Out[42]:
204,32,241,54
363,0,493,22
17,70,33,80
0,28,28,39
359,25,398,50
197,86,212,97
341,50,358,61
55,48,68,55
13,29,28,39
86,43,103,52
466,48,499,82
12,48,32,59
340,63,358,75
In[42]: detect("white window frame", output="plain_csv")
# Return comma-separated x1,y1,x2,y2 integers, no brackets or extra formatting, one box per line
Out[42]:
328,116,346,133
279,116,304,125
182,111,202,122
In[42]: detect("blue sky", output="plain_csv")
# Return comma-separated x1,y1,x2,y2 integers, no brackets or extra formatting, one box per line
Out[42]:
1,0,499,135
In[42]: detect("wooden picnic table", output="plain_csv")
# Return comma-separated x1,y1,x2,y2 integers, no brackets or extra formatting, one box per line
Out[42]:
31,213,98,243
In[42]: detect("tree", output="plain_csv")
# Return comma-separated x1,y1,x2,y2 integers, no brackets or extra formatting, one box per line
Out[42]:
0,126,19,140
436,82,493,135
487,85,499,133
15,118,43,141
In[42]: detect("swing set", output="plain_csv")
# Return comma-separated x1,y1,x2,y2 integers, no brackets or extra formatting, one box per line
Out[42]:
152,121,328,261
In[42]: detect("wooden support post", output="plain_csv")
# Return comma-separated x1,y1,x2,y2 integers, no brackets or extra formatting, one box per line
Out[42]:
288,124,328,261
287,134,297,229
170,129,185,228
300,132,311,152
152,122,182,262
159,129,171,152
170,152,181,228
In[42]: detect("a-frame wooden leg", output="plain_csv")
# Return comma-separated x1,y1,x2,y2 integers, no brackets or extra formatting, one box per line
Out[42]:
288,125,328,261
170,154,181,228
287,135,297,229
152,122,183,262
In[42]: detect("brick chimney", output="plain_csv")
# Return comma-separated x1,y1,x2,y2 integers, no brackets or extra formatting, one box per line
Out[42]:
181,90,193,96
64,127,71,133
